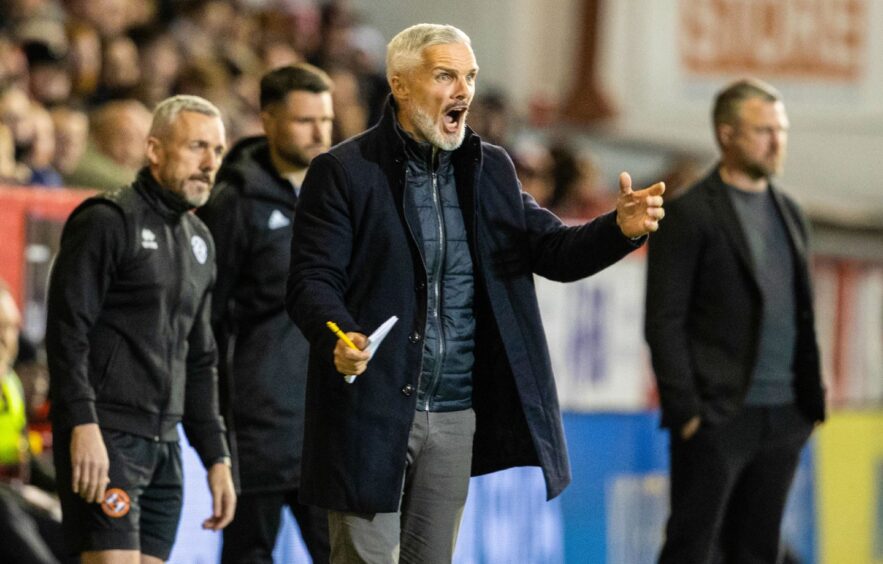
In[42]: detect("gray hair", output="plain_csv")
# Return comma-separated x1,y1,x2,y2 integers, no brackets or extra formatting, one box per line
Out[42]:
386,24,471,82
149,95,221,139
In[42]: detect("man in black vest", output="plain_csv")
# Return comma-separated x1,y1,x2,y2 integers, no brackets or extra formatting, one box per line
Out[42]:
46,94,235,563
645,79,826,563
197,64,334,563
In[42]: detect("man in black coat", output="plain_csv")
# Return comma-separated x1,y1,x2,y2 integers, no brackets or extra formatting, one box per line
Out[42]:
287,23,666,563
645,79,826,563
46,95,235,562
197,64,333,563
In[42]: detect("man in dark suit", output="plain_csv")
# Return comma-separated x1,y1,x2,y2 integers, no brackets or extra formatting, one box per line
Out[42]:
645,78,826,564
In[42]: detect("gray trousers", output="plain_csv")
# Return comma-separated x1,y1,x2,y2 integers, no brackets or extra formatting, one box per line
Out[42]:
328,408,476,564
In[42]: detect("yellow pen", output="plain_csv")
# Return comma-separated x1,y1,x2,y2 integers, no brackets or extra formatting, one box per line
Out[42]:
327,321,361,384
326,321,359,350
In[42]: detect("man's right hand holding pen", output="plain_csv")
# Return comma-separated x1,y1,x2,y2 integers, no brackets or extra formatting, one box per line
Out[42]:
329,325,371,376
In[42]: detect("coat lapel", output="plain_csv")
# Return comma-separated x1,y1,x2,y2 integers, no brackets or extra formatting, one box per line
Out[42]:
705,170,759,284
768,184,808,265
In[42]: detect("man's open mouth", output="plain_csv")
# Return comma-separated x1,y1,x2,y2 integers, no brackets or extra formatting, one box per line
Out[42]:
443,105,468,133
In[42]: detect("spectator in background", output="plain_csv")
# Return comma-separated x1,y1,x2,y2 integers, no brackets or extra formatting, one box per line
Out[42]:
260,39,304,71
0,123,28,184
21,36,73,107
23,102,62,187
467,90,511,147
65,98,150,189
49,106,89,184
92,35,141,103
65,0,133,40
0,84,36,164
65,22,102,101
198,63,333,564
90,98,151,170
0,284,27,481
645,78,825,564
546,143,611,221
0,34,30,90
327,66,367,143
131,27,182,108
0,279,64,564
12,335,53,471
512,141,554,207
347,22,390,128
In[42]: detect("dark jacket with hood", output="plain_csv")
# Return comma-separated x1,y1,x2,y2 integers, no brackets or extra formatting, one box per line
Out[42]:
197,136,309,492
286,99,644,512
47,168,229,467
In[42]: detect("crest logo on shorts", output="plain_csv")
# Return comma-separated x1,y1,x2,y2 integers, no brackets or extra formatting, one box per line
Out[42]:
101,488,131,518
191,235,208,264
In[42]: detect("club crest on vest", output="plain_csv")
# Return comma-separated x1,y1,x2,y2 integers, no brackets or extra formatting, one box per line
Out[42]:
191,235,208,264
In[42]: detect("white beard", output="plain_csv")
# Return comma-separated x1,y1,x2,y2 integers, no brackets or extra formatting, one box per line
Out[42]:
411,105,466,151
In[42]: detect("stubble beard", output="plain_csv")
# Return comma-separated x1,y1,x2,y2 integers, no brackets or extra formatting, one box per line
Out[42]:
279,145,315,170
178,176,212,208
744,153,784,180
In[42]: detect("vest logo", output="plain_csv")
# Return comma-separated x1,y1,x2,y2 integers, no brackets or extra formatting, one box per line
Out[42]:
268,209,291,230
141,229,158,250
191,235,208,264
101,488,130,518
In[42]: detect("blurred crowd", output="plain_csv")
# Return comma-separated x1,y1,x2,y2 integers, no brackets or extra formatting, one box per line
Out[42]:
0,0,390,191
0,0,642,222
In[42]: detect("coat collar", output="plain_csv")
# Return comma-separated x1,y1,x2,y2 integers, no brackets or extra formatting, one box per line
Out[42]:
134,167,192,219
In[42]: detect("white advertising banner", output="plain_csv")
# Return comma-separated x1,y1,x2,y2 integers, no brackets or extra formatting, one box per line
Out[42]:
535,253,655,412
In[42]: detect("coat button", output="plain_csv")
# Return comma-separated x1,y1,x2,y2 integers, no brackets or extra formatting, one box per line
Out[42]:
401,384,414,396
416,281,426,290
409,331,421,343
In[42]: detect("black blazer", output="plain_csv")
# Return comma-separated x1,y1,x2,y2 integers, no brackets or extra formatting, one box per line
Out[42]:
644,168,826,430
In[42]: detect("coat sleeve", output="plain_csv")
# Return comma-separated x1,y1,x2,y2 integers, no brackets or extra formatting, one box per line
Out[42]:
182,254,230,468
286,153,361,354
644,196,704,429
522,190,643,282
45,203,127,428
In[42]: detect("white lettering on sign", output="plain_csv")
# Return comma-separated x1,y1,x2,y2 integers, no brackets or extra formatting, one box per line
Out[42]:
679,0,866,80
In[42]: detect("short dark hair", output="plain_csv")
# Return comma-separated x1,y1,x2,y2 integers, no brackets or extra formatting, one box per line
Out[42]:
712,78,782,129
711,78,782,148
259,64,333,110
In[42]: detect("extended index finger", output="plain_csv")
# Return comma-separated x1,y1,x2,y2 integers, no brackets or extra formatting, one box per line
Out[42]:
638,181,666,197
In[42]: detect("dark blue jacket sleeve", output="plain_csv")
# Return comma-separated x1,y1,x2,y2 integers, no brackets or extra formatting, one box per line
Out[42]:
286,153,362,355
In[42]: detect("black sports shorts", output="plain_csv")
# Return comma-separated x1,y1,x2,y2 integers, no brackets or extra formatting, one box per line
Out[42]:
54,428,183,560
